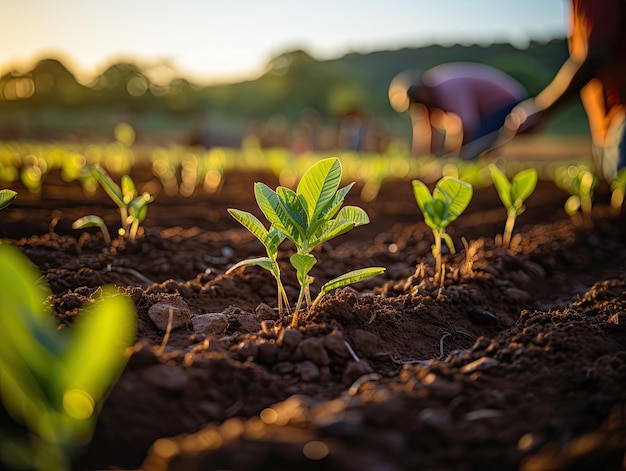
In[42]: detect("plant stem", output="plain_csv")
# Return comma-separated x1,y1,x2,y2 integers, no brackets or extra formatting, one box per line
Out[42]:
434,229,442,285
503,209,516,247
291,285,307,327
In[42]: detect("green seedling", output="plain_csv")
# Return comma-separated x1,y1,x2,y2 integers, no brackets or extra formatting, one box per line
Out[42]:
489,165,538,247
226,209,290,315
610,168,626,213
0,189,17,210
562,166,596,225
75,166,154,240
412,177,473,284
231,157,385,327
0,244,136,471
71,215,112,245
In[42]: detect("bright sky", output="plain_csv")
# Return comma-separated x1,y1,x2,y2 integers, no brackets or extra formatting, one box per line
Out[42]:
1,0,567,85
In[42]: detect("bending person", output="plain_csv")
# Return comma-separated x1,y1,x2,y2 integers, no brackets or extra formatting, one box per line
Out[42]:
504,0,626,182
389,62,527,158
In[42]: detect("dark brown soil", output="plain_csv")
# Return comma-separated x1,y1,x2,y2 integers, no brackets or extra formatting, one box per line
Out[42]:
2,168,626,471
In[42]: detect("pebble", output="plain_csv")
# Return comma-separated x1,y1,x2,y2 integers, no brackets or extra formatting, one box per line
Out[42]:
296,361,321,381
342,360,374,385
148,298,192,331
297,337,331,366
255,302,278,321
277,328,303,350
191,312,228,335
323,333,350,359
460,357,499,374
608,311,626,325
350,329,380,358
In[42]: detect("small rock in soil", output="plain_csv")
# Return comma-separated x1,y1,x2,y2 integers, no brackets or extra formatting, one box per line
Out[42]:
277,328,303,350
296,360,321,381
350,329,380,358
255,302,278,321
343,360,374,385
608,311,626,325
296,337,331,366
147,297,192,331
323,332,350,359
460,357,499,374
191,312,228,335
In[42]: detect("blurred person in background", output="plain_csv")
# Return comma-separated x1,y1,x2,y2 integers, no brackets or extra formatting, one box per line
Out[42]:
389,63,527,158
503,0,626,182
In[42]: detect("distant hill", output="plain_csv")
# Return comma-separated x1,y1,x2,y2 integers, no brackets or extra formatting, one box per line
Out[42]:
0,38,589,144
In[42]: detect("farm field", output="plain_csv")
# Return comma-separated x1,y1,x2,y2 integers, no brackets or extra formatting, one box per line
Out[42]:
1,138,626,471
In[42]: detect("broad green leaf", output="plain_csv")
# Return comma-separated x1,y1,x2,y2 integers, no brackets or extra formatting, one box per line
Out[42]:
276,186,308,234
226,257,275,274
0,189,17,210
319,267,385,295
72,215,106,230
290,253,317,285
265,228,286,258
254,182,301,244
309,205,368,247
412,179,433,216
120,175,137,204
0,245,65,430
510,168,538,209
296,158,342,223
433,177,473,225
306,182,354,236
423,199,444,230
334,205,370,226
92,166,124,209
308,219,356,249
489,164,512,209
59,286,136,416
228,209,269,244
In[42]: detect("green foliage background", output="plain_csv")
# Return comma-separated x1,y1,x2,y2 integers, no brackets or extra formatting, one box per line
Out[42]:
0,38,587,143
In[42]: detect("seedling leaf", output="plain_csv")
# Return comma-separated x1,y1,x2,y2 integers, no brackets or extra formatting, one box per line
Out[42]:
92,166,124,208
290,253,317,285
226,257,275,274
59,286,136,415
228,209,269,243
510,168,538,208
317,267,386,297
489,165,512,209
0,189,17,210
434,177,473,225
297,157,342,224
121,175,137,204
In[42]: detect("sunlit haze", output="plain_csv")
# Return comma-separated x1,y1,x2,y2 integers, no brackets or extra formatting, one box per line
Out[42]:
1,0,567,85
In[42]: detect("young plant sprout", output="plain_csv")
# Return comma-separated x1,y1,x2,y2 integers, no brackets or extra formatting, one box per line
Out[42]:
229,157,385,327
489,165,538,247
412,176,473,284
562,166,596,225
0,244,136,471
74,166,154,241
226,209,290,315
0,189,17,210
610,168,626,213
72,215,112,245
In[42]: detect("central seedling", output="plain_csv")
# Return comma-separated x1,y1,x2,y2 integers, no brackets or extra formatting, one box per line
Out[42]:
412,177,473,284
73,166,154,242
229,157,384,327
489,165,537,247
